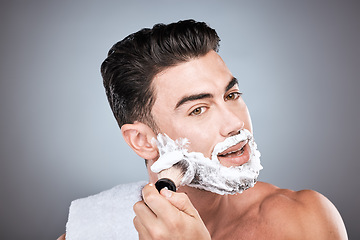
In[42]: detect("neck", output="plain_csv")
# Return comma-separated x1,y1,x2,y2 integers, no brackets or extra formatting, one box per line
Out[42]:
178,185,229,224
147,160,261,229
178,183,263,234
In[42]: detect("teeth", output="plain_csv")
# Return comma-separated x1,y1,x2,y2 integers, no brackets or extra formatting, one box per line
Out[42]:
228,150,239,154
222,149,244,158
222,145,245,156
237,148,245,156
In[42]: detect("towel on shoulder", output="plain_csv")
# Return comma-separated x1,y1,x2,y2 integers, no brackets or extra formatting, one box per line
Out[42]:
66,181,147,240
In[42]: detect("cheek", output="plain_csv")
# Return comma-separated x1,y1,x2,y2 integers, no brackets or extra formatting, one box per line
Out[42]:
176,123,215,158
155,117,215,158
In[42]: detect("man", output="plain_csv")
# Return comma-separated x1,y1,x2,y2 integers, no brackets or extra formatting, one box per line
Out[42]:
59,20,347,239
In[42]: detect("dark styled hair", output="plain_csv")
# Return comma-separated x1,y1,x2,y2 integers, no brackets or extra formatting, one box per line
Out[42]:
101,19,220,131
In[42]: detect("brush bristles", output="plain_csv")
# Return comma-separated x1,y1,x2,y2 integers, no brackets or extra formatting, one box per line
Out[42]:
157,160,188,188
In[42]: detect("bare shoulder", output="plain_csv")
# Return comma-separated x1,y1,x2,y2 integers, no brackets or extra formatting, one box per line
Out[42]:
256,182,348,239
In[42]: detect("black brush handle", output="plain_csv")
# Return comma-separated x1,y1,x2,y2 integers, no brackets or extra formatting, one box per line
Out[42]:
155,178,177,192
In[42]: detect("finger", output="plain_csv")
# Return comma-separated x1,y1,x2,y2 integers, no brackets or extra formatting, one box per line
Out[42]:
133,216,152,240
142,183,178,218
160,188,200,219
133,200,157,223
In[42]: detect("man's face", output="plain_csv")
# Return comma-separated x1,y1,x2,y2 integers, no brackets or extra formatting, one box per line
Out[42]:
151,50,252,167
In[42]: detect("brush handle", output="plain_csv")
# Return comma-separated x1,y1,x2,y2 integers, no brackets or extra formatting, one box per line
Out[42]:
155,178,177,192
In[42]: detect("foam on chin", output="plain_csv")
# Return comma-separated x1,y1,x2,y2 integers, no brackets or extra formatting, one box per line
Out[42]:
151,129,263,195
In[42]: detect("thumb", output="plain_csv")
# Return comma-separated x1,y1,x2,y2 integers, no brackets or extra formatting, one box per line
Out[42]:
160,188,200,218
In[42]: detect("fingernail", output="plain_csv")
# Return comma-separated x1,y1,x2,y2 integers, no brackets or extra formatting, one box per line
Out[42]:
161,188,173,198
149,183,153,186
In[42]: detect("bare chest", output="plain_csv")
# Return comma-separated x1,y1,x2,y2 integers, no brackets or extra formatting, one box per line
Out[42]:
209,212,289,240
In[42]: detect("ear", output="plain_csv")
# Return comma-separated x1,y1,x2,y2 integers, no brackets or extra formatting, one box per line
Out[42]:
121,121,158,160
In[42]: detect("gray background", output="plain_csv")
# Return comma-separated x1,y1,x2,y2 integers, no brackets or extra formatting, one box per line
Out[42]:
0,0,359,239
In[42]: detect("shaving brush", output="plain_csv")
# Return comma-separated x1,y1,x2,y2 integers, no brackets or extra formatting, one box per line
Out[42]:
155,160,188,192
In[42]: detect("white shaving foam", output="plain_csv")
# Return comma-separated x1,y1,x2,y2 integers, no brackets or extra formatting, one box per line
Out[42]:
151,134,189,173
150,129,263,195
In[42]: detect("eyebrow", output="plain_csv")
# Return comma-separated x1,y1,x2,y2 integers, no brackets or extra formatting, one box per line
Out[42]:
226,77,239,92
174,77,239,109
175,93,213,109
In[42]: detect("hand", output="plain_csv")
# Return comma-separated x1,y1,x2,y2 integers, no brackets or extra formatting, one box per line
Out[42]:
133,183,211,240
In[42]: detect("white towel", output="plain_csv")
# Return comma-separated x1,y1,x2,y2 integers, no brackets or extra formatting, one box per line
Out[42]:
66,181,147,240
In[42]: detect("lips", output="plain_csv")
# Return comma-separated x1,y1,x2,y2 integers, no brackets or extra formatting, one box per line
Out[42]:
217,140,250,167
218,140,248,156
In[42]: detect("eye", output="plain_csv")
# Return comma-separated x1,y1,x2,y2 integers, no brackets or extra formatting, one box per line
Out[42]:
225,92,242,101
190,106,206,116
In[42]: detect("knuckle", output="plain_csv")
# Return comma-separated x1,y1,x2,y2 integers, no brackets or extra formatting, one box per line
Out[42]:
143,192,157,203
177,192,189,201
133,216,138,227
175,192,189,208
133,201,143,212
171,219,183,231
150,228,165,240
141,184,152,196
165,216,178,228
133,216,143,232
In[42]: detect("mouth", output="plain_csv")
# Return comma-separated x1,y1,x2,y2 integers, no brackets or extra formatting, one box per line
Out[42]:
217,140,250,167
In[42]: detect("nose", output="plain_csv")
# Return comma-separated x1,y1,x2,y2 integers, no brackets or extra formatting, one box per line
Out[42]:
219,106,245,137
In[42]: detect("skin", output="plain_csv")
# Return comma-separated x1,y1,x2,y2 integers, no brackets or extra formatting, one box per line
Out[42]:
151,51,251,164
129,51,348,239
58,51,347,239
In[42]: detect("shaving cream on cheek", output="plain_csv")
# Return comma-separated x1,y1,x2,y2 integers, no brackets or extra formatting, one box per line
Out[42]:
150,129,263,195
